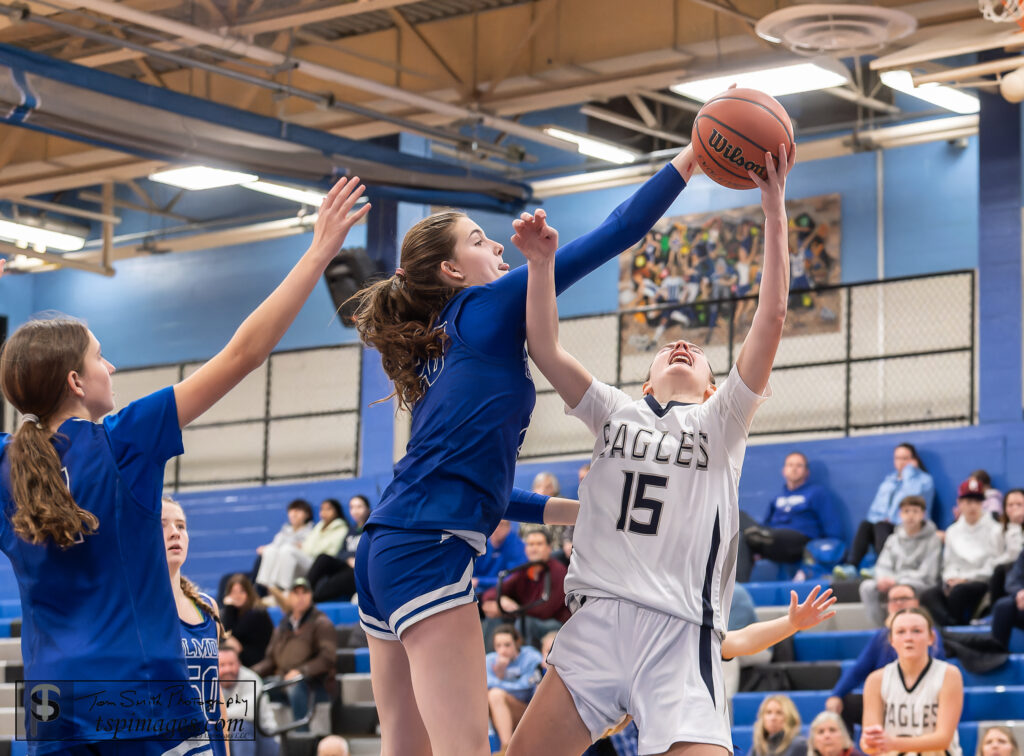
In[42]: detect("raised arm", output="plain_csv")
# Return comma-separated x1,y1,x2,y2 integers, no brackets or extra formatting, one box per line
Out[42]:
516,209,594,409
735,146,792,395
174,178,370,427
721,585,836,659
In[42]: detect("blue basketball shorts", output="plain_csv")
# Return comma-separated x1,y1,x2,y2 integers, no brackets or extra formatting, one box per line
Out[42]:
354,525,477,641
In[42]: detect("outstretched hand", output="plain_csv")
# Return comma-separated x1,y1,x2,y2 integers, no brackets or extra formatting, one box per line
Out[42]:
311,177,371,259
748,144,791,218
512,208,558,263
787,584,837,631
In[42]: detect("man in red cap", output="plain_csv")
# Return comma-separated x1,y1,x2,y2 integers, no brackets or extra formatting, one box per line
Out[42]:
919,477,1004,625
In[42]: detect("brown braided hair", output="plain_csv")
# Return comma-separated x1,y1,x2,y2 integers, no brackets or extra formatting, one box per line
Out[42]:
346,211,464,411
0,318,100,547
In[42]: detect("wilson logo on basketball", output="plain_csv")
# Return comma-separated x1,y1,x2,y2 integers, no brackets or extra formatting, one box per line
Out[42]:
707,129,769,180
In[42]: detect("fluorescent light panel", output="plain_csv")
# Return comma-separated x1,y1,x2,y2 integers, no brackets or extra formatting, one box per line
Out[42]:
244,180,326,205
542,127,639,164
0,219,85,251
150,166,258,190
671,62,849,102
880,70,979,115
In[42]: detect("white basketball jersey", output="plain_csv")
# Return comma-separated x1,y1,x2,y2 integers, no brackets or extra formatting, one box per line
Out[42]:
565,364,769,635
880,658,962,756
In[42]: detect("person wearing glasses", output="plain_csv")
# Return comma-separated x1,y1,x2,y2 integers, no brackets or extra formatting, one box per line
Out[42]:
824,584,945,735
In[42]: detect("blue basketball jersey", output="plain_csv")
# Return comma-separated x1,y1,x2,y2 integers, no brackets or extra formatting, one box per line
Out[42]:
368,164,687,538
180,595,226,755
0,388,206,754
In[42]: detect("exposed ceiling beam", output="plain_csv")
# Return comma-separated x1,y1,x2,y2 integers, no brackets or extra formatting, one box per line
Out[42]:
627,93,659,128
684,0,757,25
480,0,558,100
387,7,467,94
0,241,114,276
0,195,121,224
825,87,901,115
46,0,581,152
0,155,166,198
580,105,689,144
229,0,425,37
637,89,701,114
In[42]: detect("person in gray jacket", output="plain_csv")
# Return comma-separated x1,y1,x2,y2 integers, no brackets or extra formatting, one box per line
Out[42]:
859,496,942,626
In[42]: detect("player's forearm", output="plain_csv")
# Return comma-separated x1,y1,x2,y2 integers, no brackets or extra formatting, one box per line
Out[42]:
751,212,789,332
525,258,592,408
721,615,796,659
544,497,580,526
887,731,957,753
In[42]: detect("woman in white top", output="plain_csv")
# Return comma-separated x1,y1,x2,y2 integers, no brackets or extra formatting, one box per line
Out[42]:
861,607,963,756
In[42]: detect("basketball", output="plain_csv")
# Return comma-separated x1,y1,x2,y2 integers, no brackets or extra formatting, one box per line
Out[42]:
691,88,796,190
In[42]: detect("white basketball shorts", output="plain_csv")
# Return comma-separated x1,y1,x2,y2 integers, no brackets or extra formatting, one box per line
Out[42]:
547,595,732,756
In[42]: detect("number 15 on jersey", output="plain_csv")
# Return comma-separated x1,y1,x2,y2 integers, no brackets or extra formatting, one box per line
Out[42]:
616,472,668,536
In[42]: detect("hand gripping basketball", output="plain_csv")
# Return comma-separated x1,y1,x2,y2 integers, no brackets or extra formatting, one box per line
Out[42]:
691,87,796,190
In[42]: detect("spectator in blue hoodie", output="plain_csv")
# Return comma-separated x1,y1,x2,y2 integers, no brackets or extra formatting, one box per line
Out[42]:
824,583,944,734
486,624,544,752
839,443,935,574
740,452,842,581
474,519,527,592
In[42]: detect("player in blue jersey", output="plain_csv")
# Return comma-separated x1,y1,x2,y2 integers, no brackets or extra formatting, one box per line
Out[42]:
347,145,698,755
0,176,369,755
163,496,228,756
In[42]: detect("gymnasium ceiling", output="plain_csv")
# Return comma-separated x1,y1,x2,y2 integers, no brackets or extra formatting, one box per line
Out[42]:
0,0,1014,270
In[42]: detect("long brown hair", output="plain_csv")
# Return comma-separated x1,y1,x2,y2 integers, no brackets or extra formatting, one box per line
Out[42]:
0,318,99,547
753,695,802,756
224,573,261,614
347,211,464,410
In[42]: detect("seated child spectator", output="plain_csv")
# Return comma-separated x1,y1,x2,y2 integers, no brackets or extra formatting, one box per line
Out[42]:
992,488,1024,604
838,443,934,576
474,519,527,592
305,494,371,603
486,624,544,753
256,499,348,591
858,496,942,627
219,498,313,600
974,469,1005,518
921,478,1004,626
752,695,807,756
826,584,944,735
807,711,865,756
221,574,275,667
740,451,842,581
481,528,569,650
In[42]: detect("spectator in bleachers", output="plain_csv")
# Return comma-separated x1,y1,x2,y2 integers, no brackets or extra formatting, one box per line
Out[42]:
523,471,565,556
974,469,1004,518
752,695,808,756
858,496,942,627
252,576,338,730
826,584,945,735
474,519,527,592
837,443,935,577
221,573,275,668
256,498,348,591
486,624,544,752
539,630,557,674
921,478,1003,626
807,711,864,756
305,494,371,603
989,542,1024,650
218,644,280,756
860,608,964,756
481,528,570,650
739,451,842,582
317,735,351,756
977,726,1020,756
991,488,1024,605
219,498,314,600
560,463,590,560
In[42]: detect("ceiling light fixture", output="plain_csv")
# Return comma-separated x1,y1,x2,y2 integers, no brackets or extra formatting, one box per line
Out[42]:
670,60,850,102
0,218,87,252
542,127,639,165
243,180,327,206
879,70,980,115
149,165,259,190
